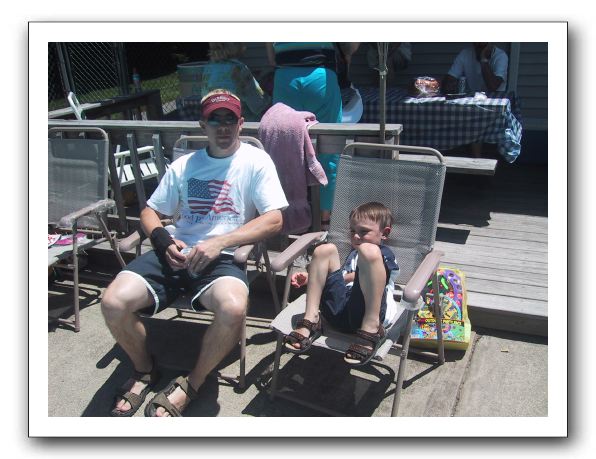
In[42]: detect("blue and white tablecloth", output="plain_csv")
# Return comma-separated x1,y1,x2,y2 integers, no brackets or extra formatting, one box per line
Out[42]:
176,86,523,163
353,87,523,163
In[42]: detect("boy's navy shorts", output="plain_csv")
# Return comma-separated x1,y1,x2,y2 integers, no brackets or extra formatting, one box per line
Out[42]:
119,250,248,316
320,269,388,333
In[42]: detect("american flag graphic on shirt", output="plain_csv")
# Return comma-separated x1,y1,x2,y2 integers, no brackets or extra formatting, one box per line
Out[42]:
187,178,239,215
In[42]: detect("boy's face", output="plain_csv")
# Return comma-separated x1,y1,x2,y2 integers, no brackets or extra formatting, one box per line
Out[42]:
349,217,390,247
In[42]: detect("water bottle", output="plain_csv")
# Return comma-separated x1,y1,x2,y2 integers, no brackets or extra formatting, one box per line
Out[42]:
132,68,142,93
458,77,467,94
180,247,201,278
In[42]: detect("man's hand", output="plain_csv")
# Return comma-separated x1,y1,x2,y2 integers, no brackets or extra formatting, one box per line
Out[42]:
480,44,494,61
185,238,225,275
291,271,309,288
164,239,187,270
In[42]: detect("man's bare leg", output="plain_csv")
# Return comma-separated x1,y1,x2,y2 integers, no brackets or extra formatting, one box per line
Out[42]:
101,272,155,413
288,243,341,349
354,243,386,334
153,278,248,417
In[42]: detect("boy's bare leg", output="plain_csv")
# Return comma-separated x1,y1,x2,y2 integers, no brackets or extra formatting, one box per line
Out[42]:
355,243,386,334
290,243,341,347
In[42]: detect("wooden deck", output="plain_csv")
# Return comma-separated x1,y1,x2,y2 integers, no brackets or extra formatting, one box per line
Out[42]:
434,161,548,336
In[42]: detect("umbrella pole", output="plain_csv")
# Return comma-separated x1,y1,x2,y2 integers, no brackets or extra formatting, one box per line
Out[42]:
377,42,389,145
380,71,386,144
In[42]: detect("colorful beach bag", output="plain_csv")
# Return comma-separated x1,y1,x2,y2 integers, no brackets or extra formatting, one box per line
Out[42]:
410,267,471,351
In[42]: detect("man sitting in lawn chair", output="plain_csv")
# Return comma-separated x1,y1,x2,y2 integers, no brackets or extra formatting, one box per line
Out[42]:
101,89,288,417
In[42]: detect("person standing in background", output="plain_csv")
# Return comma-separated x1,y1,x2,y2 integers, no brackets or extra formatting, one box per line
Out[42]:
200,43,271,121
266,42,359,230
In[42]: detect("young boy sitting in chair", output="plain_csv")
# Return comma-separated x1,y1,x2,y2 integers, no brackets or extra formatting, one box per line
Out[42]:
284,201,399,366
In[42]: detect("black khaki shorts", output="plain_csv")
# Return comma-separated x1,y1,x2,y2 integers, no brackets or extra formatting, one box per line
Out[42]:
120,250,248,316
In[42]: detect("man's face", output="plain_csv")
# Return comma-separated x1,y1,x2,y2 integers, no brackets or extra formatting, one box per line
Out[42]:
201,108,243,152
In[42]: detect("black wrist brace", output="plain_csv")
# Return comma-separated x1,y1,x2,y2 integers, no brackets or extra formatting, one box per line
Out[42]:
150,227,174,257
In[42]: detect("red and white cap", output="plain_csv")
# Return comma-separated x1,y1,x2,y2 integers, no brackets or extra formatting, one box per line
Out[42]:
201,93,242,119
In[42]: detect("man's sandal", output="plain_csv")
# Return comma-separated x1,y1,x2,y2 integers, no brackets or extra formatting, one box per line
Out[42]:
344,326,387,367
110,359,160,417
144,376,199,417
283,317,322,354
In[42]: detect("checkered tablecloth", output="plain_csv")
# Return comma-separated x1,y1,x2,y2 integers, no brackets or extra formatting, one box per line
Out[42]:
176,87,523,163
353,87,523,163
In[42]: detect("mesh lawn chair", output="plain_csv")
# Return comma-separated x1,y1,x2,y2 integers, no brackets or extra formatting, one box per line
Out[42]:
118,135,281,389
268,142,447,416
48,127,126,332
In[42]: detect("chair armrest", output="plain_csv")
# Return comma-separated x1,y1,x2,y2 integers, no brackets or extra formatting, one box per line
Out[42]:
234,244,255,264
118,219,170,252
118,229,143,252
58,199,116,228
270,231,327,273
402,250,444,303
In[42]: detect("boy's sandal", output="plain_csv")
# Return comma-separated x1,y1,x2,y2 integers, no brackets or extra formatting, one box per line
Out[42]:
283,317,322,354
344,326,387,367
144,376,199,417
110,358,161,417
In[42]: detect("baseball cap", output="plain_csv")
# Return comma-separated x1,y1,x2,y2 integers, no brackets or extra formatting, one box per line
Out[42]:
201,93,242,119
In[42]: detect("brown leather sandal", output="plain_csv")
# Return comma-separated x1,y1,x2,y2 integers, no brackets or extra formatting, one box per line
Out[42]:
110,358,160,417
144,376,199,417
344,326,387,366
283,317,322,354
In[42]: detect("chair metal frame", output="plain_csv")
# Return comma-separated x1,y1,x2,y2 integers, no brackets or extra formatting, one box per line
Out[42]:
48,127,126,332
268,142,447,416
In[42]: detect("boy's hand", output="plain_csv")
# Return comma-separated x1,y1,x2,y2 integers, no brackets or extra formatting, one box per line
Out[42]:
291,271,309,288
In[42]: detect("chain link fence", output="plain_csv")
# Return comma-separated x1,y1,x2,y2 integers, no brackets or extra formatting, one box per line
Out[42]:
48,42,209,116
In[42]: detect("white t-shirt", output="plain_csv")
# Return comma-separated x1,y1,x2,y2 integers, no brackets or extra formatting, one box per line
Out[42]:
147,142,289,248
447,45,508,92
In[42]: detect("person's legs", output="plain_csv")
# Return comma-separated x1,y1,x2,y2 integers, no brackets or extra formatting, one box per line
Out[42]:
316,154,339,228
343,243,389,366
353,243,386,333
275,67,342,228
101,272,156,413
152,277,249,416
286,243,341,350
470,142,483,158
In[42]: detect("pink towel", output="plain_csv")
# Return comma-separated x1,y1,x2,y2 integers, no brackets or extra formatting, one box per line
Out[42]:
258,103,327,234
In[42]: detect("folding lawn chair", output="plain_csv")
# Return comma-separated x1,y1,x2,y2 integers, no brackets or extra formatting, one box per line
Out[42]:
67,91,85,120
48,127,126,332
118,135,282,389
268,142,447,416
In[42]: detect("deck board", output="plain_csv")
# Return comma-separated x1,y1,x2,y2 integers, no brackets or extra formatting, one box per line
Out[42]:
436,164,548,335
